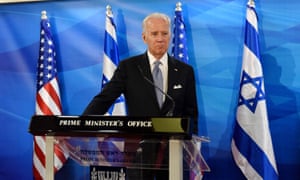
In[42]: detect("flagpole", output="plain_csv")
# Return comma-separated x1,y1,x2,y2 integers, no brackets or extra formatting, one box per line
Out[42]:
175,2,182,11
41,10,47,20
248,0,255,6
106,5,112,17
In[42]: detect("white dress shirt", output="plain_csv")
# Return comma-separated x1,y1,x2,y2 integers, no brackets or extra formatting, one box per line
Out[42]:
147,51,168,102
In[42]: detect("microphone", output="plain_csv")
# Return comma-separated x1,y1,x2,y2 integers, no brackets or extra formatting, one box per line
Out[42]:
137,65,175,116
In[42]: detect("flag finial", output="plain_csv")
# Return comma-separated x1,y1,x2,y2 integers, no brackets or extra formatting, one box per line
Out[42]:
41,10,47,20
175,2,182,12
106,5,113,17
247,0,255,7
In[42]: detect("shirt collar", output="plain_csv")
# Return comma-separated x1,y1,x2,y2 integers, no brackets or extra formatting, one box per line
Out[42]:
147,51,168,66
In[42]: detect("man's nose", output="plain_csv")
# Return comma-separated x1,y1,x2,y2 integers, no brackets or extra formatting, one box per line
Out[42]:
156,34,167,41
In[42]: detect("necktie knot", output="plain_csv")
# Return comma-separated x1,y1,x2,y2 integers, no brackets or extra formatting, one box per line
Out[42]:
153,61,161,76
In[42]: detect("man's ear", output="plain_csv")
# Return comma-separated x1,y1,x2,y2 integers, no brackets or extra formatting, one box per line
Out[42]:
142,33,146,43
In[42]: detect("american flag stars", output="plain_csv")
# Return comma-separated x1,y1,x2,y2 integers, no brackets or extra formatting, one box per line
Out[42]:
171,2,188,64
37,20,58,90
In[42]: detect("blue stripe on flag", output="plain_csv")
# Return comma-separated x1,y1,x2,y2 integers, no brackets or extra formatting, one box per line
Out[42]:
233,122,278,179
98,138,124,162
244,19,260,59
108,16,116,28
104,31,119,65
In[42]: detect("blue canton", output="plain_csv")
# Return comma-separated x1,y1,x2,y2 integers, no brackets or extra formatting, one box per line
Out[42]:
37,19,57,90
171,9,188,64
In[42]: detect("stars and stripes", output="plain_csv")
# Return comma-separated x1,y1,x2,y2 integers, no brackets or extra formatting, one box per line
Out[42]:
171,2,189,64
102,5,126,116
171,3,206,179
33,11,68,179
231,1,278,179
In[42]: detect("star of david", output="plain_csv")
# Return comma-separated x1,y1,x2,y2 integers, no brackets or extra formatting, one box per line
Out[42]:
238,71,265,113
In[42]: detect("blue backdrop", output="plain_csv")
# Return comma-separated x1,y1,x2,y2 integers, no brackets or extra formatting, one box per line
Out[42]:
0,0,299,179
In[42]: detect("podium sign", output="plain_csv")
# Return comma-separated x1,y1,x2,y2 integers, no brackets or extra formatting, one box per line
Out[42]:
29,115,192,139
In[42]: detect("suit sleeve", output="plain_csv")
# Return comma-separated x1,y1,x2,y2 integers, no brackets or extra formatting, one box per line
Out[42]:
185,67,199,134
82,62,126,115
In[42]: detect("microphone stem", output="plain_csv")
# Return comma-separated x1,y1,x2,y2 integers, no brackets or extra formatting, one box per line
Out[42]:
138,66,175,116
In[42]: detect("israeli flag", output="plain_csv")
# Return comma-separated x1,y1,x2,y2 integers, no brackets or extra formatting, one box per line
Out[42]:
102,5,126,116
231,1,278,179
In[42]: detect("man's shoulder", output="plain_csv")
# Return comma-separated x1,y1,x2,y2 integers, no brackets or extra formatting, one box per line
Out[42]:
169,56,193,69
123,53,146,61
120,53,146,64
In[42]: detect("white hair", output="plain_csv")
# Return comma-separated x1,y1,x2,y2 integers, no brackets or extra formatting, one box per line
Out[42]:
142,12,171,33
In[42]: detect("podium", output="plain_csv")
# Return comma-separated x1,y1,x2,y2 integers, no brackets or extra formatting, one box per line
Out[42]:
29,115,210,180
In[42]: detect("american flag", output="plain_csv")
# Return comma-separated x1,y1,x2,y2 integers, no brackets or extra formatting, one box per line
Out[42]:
171,3,205,179
231,1,278,179
171,2,189,64
33,11,68,179
102,5,126,116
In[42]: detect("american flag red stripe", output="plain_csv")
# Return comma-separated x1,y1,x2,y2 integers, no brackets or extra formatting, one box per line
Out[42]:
34,137,46,166
44,80,62,111
34,80,68,178
33,136,46,179
33,136,65,179
33,11,68,179
36,78,62,115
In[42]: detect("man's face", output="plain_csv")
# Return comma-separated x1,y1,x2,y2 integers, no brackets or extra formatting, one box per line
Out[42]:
142,17,170,59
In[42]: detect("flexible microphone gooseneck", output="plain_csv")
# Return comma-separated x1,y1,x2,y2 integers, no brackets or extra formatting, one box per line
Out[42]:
137,65,175,116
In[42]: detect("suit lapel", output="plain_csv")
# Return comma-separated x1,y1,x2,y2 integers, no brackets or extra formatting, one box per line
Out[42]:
167,57,180,94
137,53,160,108
161,56,180,113
137,53,153,82
137,53,180,113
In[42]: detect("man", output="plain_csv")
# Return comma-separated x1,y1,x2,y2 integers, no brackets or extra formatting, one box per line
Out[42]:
83,12,198,179
83,12,198,130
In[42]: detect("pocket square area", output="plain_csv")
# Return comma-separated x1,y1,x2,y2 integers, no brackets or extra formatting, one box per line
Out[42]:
173,84,182,89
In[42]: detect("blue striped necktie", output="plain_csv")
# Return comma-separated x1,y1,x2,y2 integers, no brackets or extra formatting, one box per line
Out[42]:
152,61,163,108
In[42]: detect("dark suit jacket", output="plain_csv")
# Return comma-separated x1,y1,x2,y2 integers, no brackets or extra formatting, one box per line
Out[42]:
83,52,198,133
